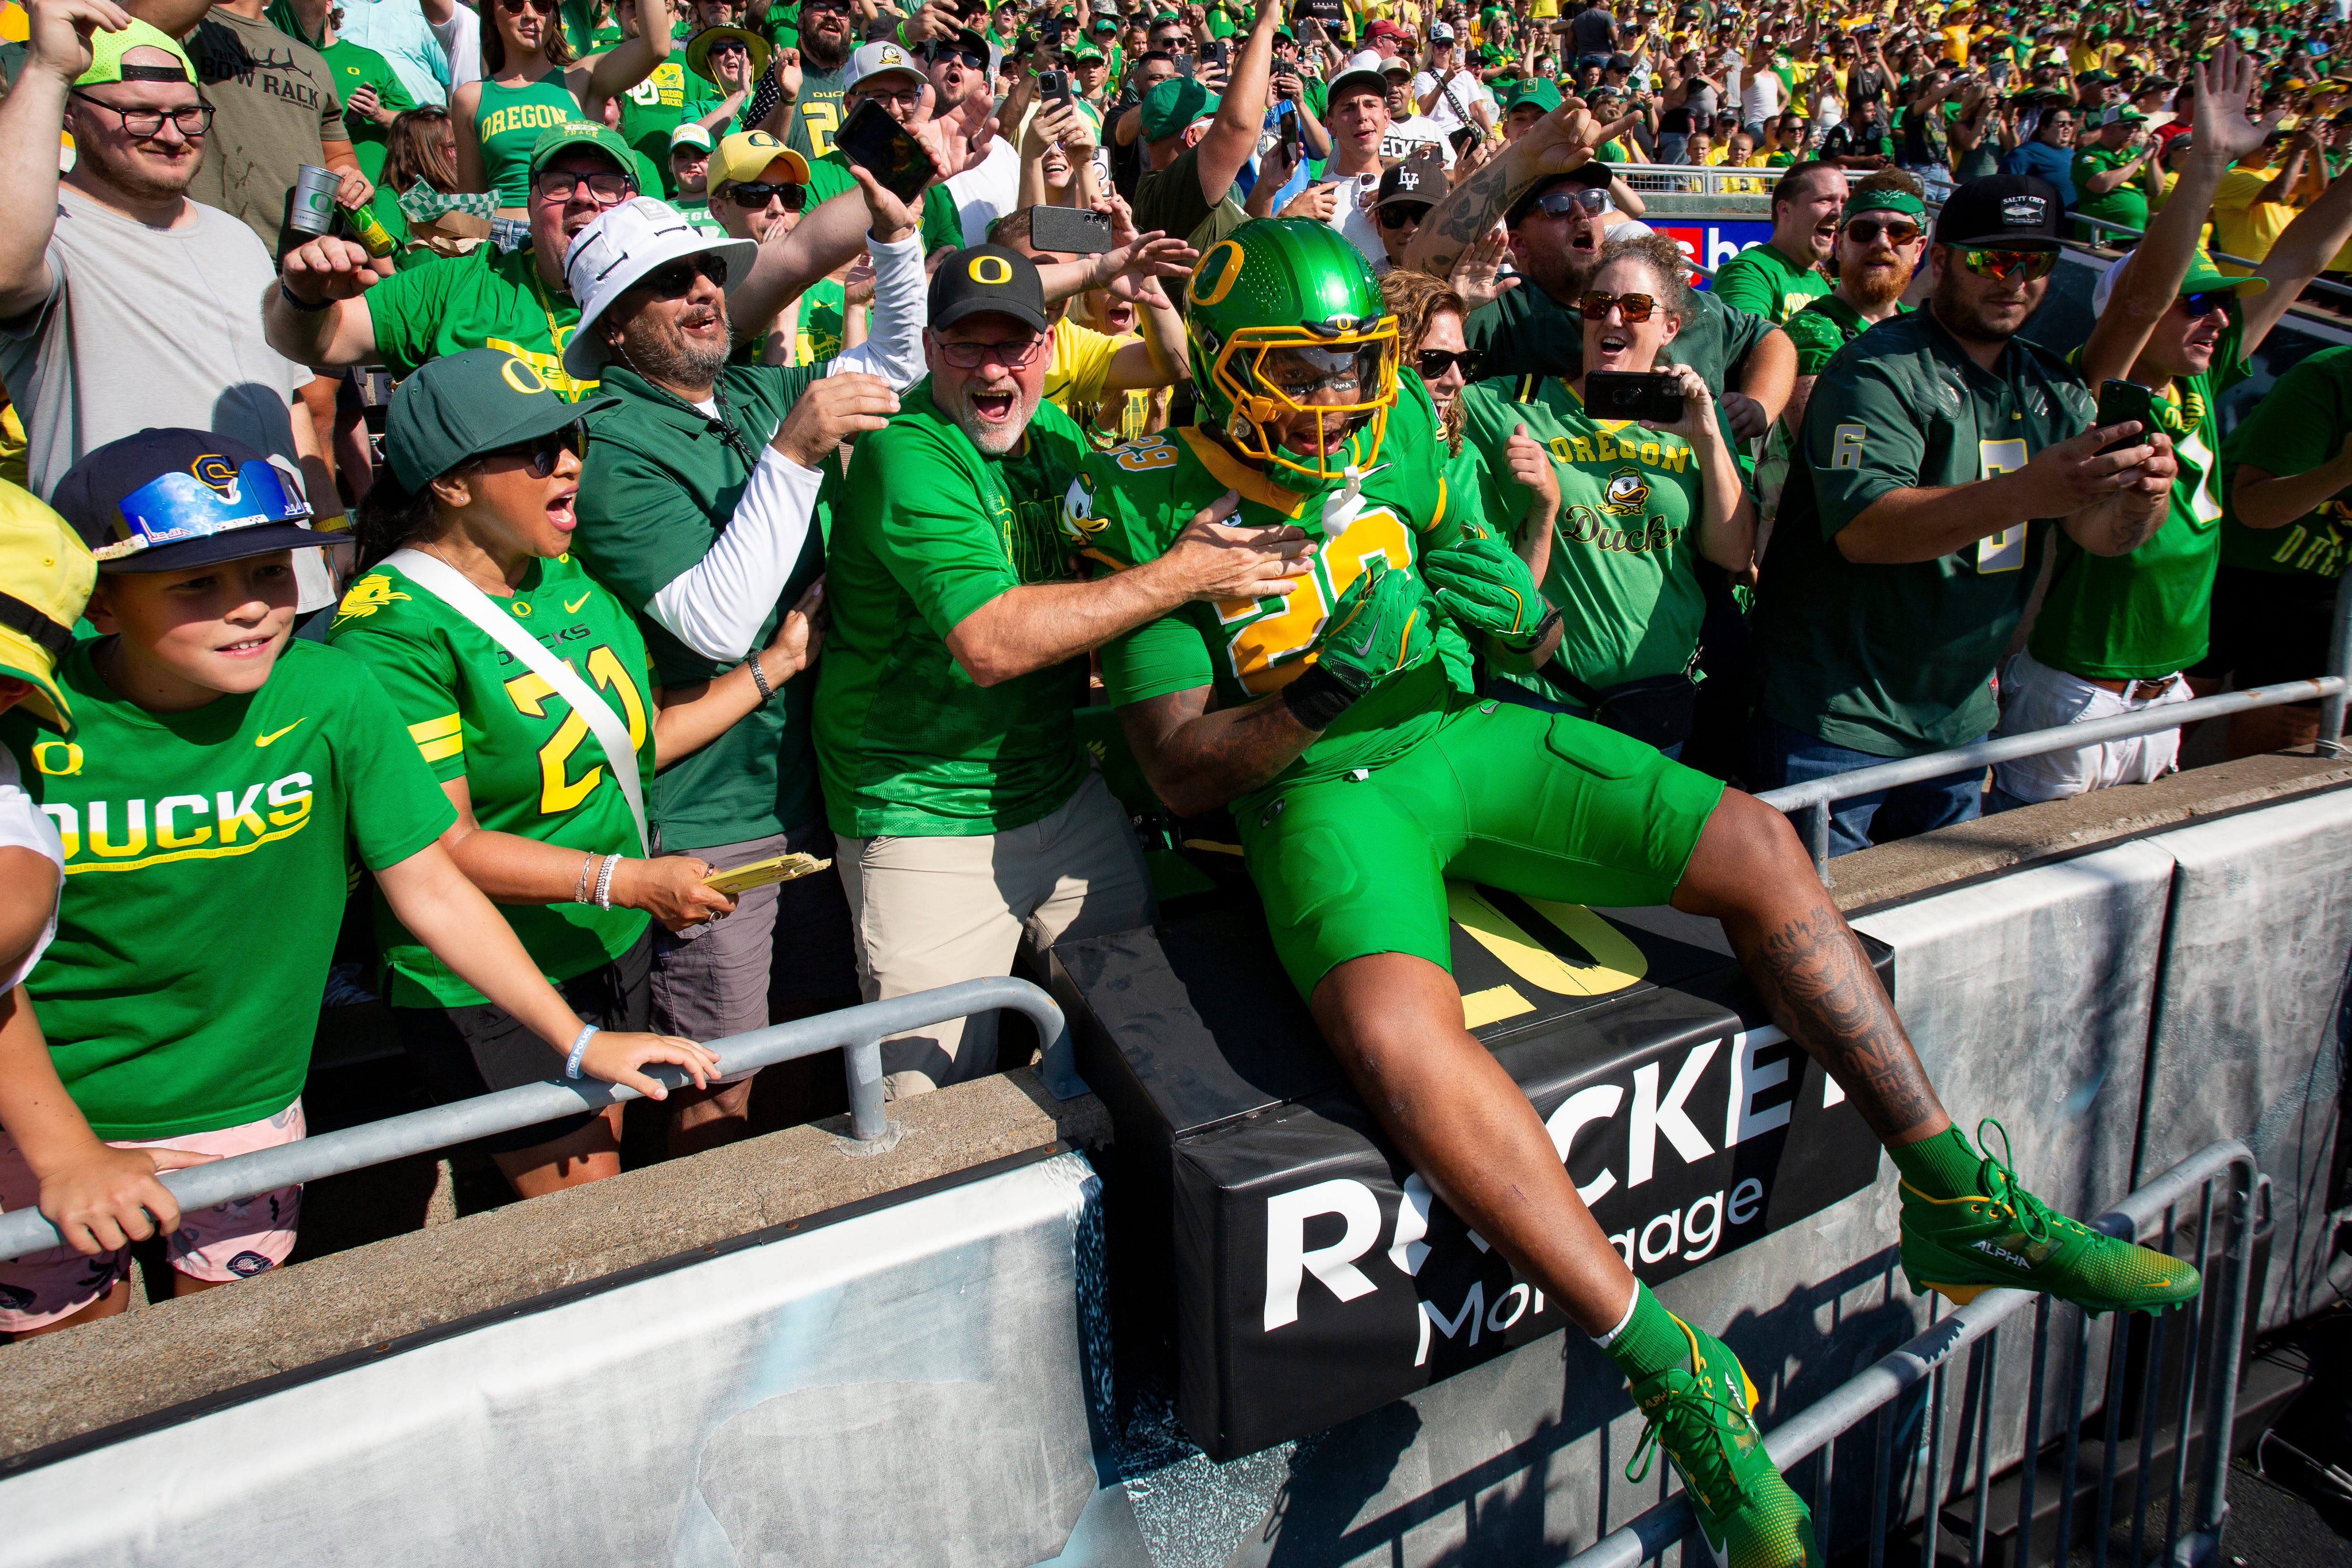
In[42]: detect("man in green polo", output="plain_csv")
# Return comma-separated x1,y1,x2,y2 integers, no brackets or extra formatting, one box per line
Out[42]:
1753,173,2178,856
1711,158,1846,324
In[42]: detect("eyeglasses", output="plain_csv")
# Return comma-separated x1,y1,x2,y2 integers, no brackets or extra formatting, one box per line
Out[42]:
69,93,214,139
726,180,808,210
1579,289,1659,321
635,254,730,297
1536,186,1612,217
1844,217,1922,245
535,168,635,203
1956,247,2058,283
484,422,587,478
1416,347,1480,380
935,333,1045,368
1376,203,1431,230
2180,289,2234,319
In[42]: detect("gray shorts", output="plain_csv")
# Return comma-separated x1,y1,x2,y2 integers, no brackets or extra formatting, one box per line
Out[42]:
648,822,860,1049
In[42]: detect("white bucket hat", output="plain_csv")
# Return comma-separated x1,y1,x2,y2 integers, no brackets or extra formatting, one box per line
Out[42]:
561,196,758,381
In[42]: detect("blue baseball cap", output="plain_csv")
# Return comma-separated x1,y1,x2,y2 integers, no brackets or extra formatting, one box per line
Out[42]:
52,430,322,573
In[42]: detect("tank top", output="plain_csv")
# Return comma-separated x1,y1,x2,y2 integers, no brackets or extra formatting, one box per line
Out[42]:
476,69,582,206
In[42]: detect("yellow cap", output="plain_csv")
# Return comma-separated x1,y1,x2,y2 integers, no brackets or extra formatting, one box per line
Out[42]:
707,129,810,193
0,480,94,737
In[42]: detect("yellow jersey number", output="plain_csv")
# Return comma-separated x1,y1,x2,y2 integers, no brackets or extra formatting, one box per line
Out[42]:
798,98,841,158
1217,509,1412,696
500,645,650,816
1976,438,2029,572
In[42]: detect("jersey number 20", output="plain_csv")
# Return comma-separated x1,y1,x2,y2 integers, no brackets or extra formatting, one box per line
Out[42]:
1217,510,1412,696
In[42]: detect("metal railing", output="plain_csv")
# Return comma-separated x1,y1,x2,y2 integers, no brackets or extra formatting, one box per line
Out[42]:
1558,1137,2261,1568
2062,211,2352,307
0,976,1082,1265
1620,161,1790,199
1755,584,2352,881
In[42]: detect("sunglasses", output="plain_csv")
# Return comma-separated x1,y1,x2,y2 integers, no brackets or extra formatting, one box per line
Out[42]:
1536,186,1612,217
1844,217,1922,245
636,253,730,297
498,0,556,13
485,422,588,478
726,180,808,210
1376,203,1431,230
1416,347,1480,379
2180,288,2234,319
535,168,634,203
709,36,750,51
925,43,987,68
1956,247,2058,282
936,334,1045,369
1579,290,1659,322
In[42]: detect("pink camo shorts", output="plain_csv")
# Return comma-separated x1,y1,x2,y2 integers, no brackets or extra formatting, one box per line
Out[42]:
0,1099,305,1332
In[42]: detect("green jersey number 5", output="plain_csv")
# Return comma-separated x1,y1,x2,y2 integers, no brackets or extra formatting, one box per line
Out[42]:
1977,438,2029,572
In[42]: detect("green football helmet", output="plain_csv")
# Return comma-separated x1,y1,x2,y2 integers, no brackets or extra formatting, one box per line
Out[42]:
1183,218,1401,484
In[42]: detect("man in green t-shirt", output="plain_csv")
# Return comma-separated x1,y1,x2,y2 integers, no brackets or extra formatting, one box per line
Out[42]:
706,129,847,364
0,428,712,1335
2069,104,2158,242
780,0,854,158
1997,70,2352,807
320,27,416,182
815,246,1310,1097
1710,158,1845,323
1754,173,2178,856
560,169,922,1096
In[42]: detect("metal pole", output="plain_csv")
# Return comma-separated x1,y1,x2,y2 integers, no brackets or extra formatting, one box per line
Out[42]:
2318,578,2352,755
0,975,1078,1262
845,1036,888,1141
2195,1158,2260,1537
1804,799,1833,885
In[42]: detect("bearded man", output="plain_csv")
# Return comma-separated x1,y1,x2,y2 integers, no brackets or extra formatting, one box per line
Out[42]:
1777,175,1929,440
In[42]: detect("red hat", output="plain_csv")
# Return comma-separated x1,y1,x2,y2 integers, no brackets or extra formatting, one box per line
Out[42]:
1366,18,1409,40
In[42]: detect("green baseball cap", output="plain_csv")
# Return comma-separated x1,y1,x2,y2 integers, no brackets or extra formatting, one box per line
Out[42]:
1070,40,1107,60
1508,78,1564,114
385,348,619,493
75,18,195,87
1140,75,1218,140
528,121,636,178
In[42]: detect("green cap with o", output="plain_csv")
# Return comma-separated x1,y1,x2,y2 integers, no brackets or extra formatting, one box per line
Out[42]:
385,348,619,493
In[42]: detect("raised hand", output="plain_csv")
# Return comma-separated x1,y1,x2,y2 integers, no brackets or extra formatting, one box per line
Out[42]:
23,0,131,84
2191,39,2263,165
1448,225,1521,310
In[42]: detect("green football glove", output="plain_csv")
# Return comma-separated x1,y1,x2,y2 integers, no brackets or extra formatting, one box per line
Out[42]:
1281,559,1436,730
1420,526,1558,655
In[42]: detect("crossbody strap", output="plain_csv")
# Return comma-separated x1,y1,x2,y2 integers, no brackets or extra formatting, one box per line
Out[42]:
385,549,650,856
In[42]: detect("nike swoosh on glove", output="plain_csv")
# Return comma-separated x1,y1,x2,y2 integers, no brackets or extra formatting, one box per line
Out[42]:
1420,526,1558,655
1314,557,1439,698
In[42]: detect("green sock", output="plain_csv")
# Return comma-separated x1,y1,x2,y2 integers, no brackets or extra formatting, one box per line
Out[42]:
1889,1124,1984,1202
1599,1280,1690,1384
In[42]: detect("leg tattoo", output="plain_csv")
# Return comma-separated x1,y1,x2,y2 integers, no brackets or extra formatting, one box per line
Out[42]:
1743,903,1947,1144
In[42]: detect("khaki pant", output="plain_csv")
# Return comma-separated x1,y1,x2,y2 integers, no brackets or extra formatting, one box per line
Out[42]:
837,770,1155,1098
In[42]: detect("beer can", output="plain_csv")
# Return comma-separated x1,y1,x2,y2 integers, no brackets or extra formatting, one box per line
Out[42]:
290,164,341,236
339,195,397,258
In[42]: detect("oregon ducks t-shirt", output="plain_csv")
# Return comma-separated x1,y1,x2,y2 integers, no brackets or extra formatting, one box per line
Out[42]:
619,59,726,189
1454,374,1710,698
2219,343,2352,580
2031,317,2245,679
2,639,454,1138
363,242,598,399
2071,143,2151,238
328,553,655,1007
1710,240,1831,325
817,384,1096,837
1081,375,1470,815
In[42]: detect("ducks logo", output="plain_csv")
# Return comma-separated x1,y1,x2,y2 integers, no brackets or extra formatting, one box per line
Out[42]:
334,572,411,624
1602,467,1650,516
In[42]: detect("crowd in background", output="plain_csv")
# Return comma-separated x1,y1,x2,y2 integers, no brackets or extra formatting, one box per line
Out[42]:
0,0,2346,1348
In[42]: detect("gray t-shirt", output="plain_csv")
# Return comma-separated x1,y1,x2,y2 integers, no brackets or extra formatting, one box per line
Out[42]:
0,188,330,607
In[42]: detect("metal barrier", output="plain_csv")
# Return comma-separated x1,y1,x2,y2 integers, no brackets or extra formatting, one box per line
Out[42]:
1618,162,1788,199
2061,212,2352,307
0,976,1080,1264
1557,1138,2261,1568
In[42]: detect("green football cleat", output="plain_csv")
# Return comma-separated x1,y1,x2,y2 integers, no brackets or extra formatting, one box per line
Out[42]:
1626,1317,1821,1568
1898,1120,2202,1316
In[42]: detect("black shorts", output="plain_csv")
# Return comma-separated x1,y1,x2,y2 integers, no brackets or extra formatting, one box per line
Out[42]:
392,933,653,1155
2193,565,2343,695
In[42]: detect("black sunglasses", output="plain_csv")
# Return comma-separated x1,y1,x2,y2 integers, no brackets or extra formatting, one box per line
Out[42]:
2181,289,2234,319
726,180,807,210
1416,347,1479,379
924,43,987,68
635,254,730,297
1376,202,1431,230
484,421,587,477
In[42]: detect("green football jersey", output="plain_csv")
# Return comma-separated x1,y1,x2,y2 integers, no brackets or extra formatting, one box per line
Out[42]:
328,553,656,1008
2,639,456,1139
363,244,597,400
1710,240,1832,326
1454,374,1709,698
2219,342,2352,580
1077,375,1473,815
617,59,725,190
2071,144,2152,238
2030,317,2245,680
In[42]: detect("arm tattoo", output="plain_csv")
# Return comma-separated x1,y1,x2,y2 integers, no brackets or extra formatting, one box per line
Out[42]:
1120,685,1314,816
1748,906,1943,1142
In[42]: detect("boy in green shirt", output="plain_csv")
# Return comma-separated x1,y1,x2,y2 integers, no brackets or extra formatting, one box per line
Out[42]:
0,430,713,1338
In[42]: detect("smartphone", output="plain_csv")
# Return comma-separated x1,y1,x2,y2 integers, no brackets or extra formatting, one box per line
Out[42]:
1027,203,1113,254
2096,378,2158,454
1037,67,1072,101
1172,49,1196,75
836,96,939,201
1206,37,1230,68
702,852,831,897
1281,106,1302,157
1584,370,1686,423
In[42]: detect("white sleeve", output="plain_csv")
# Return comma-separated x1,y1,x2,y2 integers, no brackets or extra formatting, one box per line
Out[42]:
827,229,927,392
0,751,62,992
643,449,825,661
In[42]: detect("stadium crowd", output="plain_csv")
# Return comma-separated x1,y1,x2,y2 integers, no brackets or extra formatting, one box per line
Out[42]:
0,0,2345,1549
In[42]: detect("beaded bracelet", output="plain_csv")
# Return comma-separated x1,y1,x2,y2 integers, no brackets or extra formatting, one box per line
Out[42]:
594,853,619,910
564,1023,599,1080
746,653,775,705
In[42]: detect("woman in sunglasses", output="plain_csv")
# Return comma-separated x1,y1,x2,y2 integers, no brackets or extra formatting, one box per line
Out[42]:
333,350,809,1199
1451,233,1755,755
453,0,677,213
